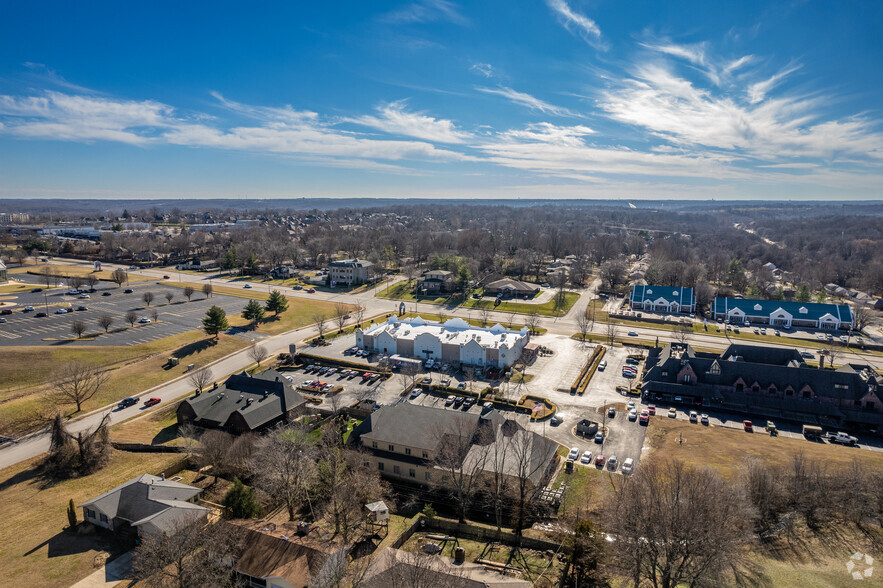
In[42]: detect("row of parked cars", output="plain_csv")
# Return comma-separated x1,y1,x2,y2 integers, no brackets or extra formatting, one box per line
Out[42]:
568,446,634,474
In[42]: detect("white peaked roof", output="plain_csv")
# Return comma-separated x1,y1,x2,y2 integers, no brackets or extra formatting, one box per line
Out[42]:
365,316,528,349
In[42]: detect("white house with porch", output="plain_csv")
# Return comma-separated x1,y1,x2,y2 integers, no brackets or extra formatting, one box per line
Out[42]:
630,285,695,314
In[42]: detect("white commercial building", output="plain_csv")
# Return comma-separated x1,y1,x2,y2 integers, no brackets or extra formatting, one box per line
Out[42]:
356,316,530,369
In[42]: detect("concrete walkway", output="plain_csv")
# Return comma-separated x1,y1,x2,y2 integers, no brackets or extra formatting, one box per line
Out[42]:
70,551,132,588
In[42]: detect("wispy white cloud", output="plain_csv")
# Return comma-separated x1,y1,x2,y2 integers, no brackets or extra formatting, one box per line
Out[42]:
470,62,495,78
545,0,605,49
476,86,577,117
346,100,472,143
380,0,468,26
746,64,801,104
598,62,883,162
0,91,174,144
723,55,754,75
641,42,708,67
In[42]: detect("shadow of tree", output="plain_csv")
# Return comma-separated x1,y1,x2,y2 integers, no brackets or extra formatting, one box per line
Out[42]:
170,338,219,360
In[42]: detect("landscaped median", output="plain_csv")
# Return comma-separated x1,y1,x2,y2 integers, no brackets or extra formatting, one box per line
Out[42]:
520,394,557,421
570,345,606,395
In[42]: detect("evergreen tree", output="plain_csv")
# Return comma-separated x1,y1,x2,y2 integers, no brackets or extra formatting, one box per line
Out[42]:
221,246,238,272
222,478,263,519
245,252,259,273
242,299,265,327
202,305,229,339
457,265,471,292
265,290,289,316
795,284,812,302
67,498,78,529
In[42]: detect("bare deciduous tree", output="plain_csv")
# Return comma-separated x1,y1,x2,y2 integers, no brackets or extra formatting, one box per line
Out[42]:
477,305,491,327
576,308,592,342
110,268,127,287
133,519,246,588
334,303,349,332
604,317,618,346
316,447,387,542
142,291,155,307
188,366,213,394
672,323,692,346
251,429,318,521
354,304,366,326
432,418,491,524
197,429,233,484
524,310,541,335
164,291,174,305
55,361,108,412
125,310,138,327
97,314,114,333
606,459,752,588
202,283,213,298
71,319,87,339
183,285,195,301
313,312,328,339
249,344,269,367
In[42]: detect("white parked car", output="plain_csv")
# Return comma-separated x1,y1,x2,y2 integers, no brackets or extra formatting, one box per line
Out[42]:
567,447,580,461
138,317,151,323
78,293,90,299
598,360,607,371
621,458,634,475
580,450,593,464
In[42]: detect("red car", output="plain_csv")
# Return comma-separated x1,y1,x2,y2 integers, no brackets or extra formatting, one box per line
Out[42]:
743,420,753,432
639,410,650,424
594,454,606,466
306,288,316,293
647,404,656,415
143,397,162,407
162,275,170,279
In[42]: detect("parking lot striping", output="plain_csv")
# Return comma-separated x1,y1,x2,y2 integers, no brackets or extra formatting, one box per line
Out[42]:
0,331,21,339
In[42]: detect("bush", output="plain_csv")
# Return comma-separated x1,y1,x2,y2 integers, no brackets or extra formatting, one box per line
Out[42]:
223,478,264,519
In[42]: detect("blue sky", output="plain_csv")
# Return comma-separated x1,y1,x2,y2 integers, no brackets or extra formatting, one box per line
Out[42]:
1,0,881,200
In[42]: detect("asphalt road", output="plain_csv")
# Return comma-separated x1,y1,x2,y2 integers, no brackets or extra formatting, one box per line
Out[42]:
2,256,880,472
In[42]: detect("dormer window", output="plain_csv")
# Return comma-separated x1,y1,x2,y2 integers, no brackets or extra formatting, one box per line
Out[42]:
799,306,808,314
754,304,762,311
708,361,721,375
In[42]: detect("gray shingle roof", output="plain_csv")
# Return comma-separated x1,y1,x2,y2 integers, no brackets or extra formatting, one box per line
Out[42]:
80,474,208,531
182,368,305,430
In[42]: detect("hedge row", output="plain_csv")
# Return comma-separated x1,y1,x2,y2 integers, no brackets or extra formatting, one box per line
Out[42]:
570,345,606,394
577,346,606,395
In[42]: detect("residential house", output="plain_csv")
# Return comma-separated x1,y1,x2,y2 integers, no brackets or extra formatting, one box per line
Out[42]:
357,316,529,369
230,521,347,588
630,285,695,314
712,297,852,330
329,259,374,286
483,278,540,298
270,265,299,279
352,403,559,491
79,474,209,537
642,343,883,430
177,369,307,434
360,547,531,587
417,269,455,293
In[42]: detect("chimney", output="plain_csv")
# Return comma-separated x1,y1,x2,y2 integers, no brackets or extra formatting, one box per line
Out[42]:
275,376,279,382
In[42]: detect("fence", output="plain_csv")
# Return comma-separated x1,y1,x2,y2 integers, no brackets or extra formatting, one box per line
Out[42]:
421,517,567,553
111,441,184,453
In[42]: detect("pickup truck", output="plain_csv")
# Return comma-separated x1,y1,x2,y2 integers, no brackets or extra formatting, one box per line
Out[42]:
826,432,858,446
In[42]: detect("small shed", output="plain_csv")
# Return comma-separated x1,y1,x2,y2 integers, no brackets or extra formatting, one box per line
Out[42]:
365,501,389,523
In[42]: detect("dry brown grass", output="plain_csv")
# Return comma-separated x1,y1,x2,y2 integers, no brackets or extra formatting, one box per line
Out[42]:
0,450,183,588
643,416,883,479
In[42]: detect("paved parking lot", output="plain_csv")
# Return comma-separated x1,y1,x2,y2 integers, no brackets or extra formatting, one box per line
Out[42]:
0,280,257,346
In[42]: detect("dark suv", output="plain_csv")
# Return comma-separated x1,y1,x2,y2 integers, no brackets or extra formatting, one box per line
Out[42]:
117,397,138,409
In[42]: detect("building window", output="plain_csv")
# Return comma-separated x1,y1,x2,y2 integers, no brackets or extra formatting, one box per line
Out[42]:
372,441,377,449
802,390,811,399
363,461,370,467
388,444,394,452
425,472,431,481
422,451,428,458
378,462,384,471
99,513,108,523
405,448,411,456
683,375,691,383
393,465,400,475
87,509,96,519
834,384,848,390
409,469,416,478
866,402,876,410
